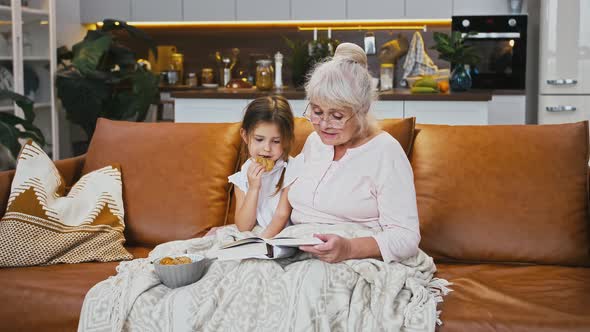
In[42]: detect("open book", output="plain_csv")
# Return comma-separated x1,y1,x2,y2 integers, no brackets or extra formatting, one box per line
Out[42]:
214,236,324,261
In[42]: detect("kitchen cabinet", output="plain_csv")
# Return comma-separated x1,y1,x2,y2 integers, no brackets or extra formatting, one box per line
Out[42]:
405,0,452,19
372,101,404,120
538,95,590,125
452,0,529,15
175,99,249,123
1,0,59,158
292,0,346,20
346,0,404,20
539,0,590,95
404,101,488,125
288,100,308,118
488,95,526,124
183,0,236,21
236,0,290,20
80,0,130,23
174,98,490,125
131,0,182,21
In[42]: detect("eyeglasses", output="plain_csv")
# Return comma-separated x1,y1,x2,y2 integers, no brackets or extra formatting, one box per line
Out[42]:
302,103,354,129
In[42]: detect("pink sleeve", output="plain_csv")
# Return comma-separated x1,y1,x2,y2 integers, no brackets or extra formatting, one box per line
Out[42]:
372,143,421,263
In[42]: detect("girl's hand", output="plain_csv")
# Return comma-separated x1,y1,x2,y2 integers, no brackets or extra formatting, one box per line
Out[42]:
299,234,352,263
247,160,265,189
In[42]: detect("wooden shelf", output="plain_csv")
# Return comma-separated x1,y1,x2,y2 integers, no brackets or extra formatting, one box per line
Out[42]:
0,56,50,61
0,5,49,22
0,101,52,112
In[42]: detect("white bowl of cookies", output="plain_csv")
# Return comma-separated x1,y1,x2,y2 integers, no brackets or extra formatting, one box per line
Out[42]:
153,254,209,289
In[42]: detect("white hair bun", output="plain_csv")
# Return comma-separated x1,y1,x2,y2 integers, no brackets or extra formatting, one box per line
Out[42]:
333,43,368,68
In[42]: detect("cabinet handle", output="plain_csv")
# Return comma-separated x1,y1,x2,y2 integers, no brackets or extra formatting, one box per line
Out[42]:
546,79,578,85
546,106,577,112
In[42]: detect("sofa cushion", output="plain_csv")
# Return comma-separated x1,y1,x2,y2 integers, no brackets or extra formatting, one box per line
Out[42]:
83,119,242,247
436,263,590,332
0,141,131,267
412,122,590,266
291,117,416,156
0,246,150,332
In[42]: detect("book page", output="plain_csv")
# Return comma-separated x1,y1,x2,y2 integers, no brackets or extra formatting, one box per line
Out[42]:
220,237,264,249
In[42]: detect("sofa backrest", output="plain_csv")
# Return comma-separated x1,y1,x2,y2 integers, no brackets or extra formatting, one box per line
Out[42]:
412,121,590,266
83,119,242,247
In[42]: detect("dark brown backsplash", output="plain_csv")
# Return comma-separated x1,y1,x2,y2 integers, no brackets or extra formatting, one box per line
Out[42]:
126,26,451,88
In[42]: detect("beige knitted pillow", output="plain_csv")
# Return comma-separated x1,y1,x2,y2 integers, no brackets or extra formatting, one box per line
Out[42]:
0,141,132,267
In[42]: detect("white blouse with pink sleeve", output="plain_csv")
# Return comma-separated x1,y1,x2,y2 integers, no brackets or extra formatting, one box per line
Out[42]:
287,131,421,263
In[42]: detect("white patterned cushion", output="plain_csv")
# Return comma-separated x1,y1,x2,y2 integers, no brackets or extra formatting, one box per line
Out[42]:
0,141,132,267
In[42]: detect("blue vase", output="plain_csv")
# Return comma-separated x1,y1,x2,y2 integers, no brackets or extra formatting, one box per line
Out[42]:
450,64,472,91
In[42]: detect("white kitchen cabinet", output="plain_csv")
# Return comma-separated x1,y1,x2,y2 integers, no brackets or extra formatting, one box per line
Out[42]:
237,0,289,20
80,0,130,23
452,0,528,15
488,95,526,124
405,0,452,19
288,99,308,118
291,0,346,20
538,95,590,125
347,0,404,20
372,101,404,119
404,101,488,125
174,99,249,123
183,0,235,21
131,0,182,21
539,0,590,95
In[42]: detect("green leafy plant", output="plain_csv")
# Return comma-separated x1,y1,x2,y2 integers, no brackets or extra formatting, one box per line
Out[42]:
284,37,339,88
0,89,46,161
56,19,159,141
431,31,480,67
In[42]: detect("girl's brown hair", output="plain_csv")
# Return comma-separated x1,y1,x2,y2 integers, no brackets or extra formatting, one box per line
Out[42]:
240,95,295,194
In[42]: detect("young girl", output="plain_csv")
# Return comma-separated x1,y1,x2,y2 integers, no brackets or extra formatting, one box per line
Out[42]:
210,95,296,238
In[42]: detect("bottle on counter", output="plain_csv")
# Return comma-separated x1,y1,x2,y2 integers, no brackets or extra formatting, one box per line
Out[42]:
256,59,274,91
380,63,394,91
274,51,283,89
222,57,231,87
186,72,198,87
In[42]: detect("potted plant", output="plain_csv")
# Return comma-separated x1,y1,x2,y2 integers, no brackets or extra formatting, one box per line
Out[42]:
56,19,159,153
284,37,339,88
431,31,480,91
0,89,46,171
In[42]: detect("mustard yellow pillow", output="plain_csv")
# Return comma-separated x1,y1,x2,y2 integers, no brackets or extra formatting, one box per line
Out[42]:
0,141,132,267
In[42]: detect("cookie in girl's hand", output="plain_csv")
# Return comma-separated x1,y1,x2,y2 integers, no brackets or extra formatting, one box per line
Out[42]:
255,157,275,171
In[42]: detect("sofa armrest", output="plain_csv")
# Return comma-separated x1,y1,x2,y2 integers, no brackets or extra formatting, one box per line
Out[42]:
0,154,86,217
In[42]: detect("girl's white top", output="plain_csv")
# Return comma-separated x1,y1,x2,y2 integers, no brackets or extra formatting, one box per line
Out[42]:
228,158,294,229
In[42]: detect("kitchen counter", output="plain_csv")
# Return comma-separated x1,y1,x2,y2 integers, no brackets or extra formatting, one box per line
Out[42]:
168,86,525,101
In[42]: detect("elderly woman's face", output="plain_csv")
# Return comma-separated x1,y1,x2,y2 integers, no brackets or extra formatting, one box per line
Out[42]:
307,102,358,146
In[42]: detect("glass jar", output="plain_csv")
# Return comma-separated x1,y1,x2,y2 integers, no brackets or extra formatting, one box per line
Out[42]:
201,68,214,85
255,60,274,91
380,63,394,91
170,53,184,83
186,73,198,87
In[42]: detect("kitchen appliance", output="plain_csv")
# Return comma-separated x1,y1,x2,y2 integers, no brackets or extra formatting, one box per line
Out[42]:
538,0,590,128
452,15,527,90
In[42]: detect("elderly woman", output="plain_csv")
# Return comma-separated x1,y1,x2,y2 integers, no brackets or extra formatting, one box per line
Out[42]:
292,43,420,264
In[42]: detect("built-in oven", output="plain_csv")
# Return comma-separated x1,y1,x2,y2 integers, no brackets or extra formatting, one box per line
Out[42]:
452,15,527,90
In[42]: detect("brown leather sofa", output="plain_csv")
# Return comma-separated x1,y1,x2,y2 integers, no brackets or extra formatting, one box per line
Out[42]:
1,118,589,332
